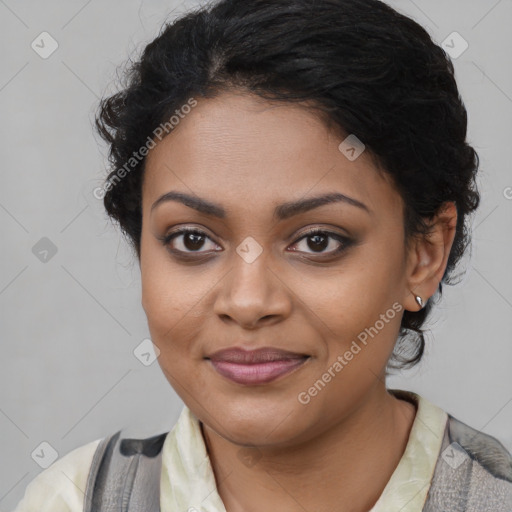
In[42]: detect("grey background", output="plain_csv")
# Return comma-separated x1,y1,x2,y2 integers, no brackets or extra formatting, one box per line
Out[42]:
1,0,511,509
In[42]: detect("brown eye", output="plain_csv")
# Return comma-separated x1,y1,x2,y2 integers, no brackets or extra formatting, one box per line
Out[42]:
163,228,219,254
159,226,353,261
289,229,352,257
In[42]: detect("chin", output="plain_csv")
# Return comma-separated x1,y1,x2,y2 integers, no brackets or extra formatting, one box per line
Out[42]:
199,397,312,447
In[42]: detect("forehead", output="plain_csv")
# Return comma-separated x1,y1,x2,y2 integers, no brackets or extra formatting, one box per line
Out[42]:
142,91,400,218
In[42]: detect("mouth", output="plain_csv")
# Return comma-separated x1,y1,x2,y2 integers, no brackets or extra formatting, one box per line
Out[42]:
205,347,310,385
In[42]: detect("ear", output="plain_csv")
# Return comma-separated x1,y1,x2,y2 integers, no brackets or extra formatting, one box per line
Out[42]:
402,201,458,312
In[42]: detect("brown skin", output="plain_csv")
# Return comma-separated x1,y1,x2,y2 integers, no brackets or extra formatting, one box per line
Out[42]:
140,90,457,511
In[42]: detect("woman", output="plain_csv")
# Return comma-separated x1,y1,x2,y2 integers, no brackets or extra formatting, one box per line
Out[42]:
13,0,512,510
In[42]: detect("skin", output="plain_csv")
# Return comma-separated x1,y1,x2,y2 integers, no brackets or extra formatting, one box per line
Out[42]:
139,90,457,512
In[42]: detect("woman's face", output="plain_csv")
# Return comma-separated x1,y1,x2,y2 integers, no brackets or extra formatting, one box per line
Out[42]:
140,90,418,446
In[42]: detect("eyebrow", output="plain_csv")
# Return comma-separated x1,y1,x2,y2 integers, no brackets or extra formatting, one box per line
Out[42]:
150,191,370,220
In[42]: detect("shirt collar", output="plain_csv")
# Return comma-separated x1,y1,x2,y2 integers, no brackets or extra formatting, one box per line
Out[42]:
369,389,448,511
160,389,447,512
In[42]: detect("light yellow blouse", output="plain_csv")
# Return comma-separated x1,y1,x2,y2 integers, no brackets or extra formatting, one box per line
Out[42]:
12,389,447,512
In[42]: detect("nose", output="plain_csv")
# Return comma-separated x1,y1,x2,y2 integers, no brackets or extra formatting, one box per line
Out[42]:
212,249,292,329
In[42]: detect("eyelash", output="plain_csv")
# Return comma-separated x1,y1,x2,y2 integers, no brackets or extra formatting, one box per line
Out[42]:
159,226,353,260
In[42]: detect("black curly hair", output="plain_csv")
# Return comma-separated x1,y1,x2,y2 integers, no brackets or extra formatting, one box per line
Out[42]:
95,0,480,371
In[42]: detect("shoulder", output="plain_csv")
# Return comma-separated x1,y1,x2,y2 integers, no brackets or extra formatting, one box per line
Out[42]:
12,437,103,512
423,413,512,511
12,428,171,512
447,414,512,482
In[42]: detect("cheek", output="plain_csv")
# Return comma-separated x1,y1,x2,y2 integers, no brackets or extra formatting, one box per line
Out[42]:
139,240,216,366
140,244,192,343
142,273,201,347
141,261,206,392
298,255,400,325
294,242,405,358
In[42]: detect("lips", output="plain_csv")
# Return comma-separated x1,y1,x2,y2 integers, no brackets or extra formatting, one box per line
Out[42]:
206,347,310,385
208,347,308,363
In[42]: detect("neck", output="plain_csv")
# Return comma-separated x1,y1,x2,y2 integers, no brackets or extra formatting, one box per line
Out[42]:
201,385,416,512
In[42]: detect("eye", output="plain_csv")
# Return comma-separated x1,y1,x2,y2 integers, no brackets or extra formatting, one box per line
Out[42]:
288,228,352,257
159,226,353,260
161,227,220,255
